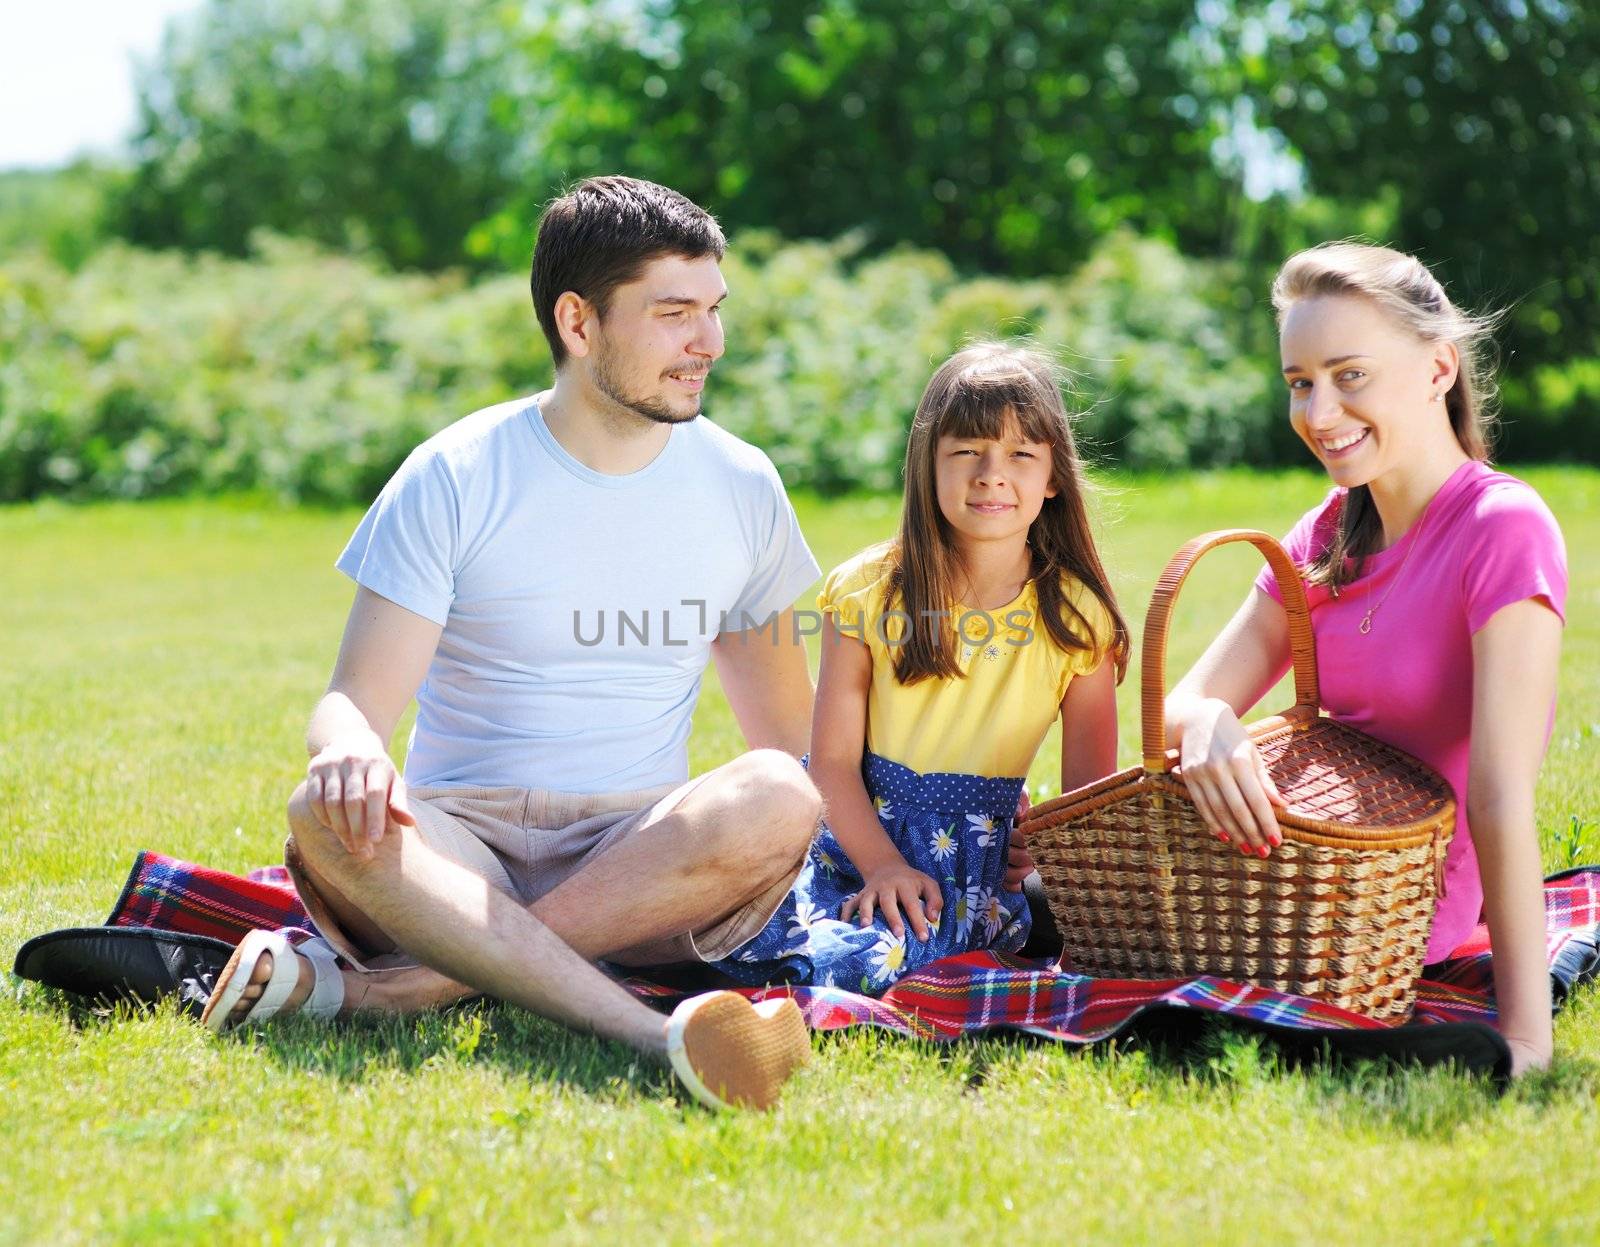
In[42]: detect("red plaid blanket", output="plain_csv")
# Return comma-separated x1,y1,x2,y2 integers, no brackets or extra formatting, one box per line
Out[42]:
108,851,1600,1072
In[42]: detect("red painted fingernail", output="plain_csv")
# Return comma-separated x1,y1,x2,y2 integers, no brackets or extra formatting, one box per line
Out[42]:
1215,833,1230,843
1258,845,1271,858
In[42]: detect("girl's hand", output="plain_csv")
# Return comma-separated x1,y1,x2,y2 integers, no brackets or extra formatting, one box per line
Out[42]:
1176,697,1286,856
842,863,944,941
1004,792,1034,892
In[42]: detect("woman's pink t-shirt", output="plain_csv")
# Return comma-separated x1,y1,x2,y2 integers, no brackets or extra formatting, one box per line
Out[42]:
1255,460,1567,963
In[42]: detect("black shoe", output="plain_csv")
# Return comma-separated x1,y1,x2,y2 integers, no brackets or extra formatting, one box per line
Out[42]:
13,926,236,1016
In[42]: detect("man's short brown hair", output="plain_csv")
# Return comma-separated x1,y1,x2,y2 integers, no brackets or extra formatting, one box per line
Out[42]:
530,176,727,368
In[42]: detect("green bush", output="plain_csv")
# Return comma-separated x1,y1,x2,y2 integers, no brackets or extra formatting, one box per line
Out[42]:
0,237,546,503
0,166,119,270
1048,234,1279,468
1499,359,1600,463
1,231,1284,503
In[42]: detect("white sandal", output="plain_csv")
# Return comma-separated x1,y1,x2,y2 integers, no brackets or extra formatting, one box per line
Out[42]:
665,991,810,1111
199,929,343,1033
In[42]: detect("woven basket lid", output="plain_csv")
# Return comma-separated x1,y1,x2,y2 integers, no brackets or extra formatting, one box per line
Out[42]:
1252,716,1453,827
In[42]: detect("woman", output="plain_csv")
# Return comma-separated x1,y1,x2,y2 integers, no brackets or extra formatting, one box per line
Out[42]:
1165,243,1567,1076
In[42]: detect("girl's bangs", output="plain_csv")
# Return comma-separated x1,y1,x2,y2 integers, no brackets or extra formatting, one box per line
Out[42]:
934,367,1062,446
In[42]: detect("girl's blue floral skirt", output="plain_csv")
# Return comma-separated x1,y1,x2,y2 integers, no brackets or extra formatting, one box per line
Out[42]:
711,752,1030,994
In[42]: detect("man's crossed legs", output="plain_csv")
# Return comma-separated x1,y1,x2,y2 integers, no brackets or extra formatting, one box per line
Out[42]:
202,749,821,1108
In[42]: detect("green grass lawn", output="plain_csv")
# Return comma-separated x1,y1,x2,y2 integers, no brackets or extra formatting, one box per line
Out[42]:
3,469,1597,1245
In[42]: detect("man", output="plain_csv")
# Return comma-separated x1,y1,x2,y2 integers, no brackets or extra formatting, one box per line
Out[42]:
200,177,823,1110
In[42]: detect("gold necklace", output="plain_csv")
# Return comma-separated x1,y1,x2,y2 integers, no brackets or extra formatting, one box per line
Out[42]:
1357,507,1429,634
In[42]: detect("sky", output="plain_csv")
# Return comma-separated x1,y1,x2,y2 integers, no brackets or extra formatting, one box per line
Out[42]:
0,0,204,170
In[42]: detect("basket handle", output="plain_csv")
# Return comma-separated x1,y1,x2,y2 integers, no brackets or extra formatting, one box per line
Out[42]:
1140,529,1320,772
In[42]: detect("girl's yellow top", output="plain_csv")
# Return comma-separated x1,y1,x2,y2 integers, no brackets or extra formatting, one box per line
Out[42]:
819,547,1113,779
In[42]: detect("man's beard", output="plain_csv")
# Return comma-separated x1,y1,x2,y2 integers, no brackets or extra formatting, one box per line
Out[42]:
592,347,702,426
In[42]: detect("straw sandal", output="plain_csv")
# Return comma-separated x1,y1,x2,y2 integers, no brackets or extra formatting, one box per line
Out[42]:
666,991,809,1111
199,929,343,1032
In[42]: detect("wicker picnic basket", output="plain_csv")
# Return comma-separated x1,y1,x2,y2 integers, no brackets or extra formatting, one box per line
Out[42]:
1021,530,1456,1021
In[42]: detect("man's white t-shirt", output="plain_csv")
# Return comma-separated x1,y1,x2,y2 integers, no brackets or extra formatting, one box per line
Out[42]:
336,397,820,794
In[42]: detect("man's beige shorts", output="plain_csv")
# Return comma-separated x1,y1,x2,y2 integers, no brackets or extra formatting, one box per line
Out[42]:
285,775,799,975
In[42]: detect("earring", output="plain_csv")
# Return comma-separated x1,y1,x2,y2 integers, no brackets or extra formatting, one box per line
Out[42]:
1429,392,1442,403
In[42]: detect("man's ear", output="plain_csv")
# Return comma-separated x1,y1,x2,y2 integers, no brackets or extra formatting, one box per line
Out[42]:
553,291,596,360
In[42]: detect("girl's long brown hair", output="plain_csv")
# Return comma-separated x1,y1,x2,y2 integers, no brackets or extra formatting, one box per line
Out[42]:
886,342,1129,685
1272,242,1502,589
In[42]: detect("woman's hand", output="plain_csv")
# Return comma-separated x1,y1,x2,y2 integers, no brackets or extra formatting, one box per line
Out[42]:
1175,697,1287,856
1506,1035,1553,1079
1164,588,1294,856
1470,598,1563,1084
842,862,944,941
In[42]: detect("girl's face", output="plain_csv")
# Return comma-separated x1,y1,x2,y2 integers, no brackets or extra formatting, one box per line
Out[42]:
933,417,1057,552
1278,294,1458,491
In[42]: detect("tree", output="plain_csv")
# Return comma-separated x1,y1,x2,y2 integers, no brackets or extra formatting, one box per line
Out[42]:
482,0,1234,275
1199,0,1600,375
115,0,525,270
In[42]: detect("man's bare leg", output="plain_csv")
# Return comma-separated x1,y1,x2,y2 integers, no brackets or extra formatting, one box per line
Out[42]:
252,785,672,1054
530,749,820,962
222,750,819,1022
217,822,474,1020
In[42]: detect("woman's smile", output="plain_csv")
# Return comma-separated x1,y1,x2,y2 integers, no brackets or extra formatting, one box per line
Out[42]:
1316,427,1371,458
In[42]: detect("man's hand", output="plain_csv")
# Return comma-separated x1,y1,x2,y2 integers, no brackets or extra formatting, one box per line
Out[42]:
304,587,442,859
306,731,416,859
841,862,944,941
711,609,815,756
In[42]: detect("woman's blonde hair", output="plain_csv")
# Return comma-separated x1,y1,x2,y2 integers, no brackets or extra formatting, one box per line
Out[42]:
886,341,1128,685
1272,242,1503,588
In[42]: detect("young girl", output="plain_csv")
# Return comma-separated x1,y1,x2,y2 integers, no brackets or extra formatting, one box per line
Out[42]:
714,342,1127,993
1165,243,1567,1076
